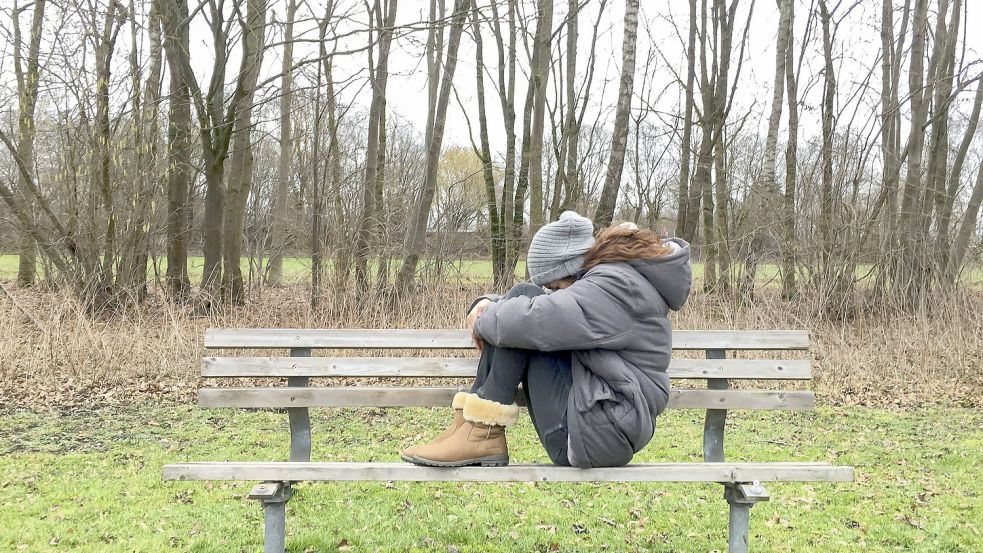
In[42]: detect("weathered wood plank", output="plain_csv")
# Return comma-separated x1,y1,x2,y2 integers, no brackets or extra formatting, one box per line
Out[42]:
204,329,810,350
201,357,812,380
197,387,815,410
163,461,854,483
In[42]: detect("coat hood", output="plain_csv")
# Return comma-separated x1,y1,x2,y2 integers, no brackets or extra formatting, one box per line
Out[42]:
626,237,692,311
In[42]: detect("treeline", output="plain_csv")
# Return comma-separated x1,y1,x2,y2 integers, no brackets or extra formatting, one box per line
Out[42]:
0,0,981,315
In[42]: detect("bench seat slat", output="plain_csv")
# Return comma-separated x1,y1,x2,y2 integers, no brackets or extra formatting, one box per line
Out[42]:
204,329,809,350
201,357,812,380
198,387,815,410
163,461,853,483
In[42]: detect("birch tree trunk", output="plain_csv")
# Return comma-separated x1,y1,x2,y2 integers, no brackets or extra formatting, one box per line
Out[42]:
594,0,639,228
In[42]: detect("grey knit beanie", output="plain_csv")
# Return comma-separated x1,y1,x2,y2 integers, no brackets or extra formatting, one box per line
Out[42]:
527,211,596,286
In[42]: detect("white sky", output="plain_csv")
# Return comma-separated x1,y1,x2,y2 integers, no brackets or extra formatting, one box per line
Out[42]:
210,0,982,159
2,0,982,164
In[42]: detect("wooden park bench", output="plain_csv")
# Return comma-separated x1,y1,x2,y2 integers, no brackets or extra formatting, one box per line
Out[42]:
163,328,854,553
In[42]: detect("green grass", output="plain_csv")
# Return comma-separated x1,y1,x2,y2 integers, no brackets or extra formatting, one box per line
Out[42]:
4,254,979,288
1,405,980,552
0,255,527,283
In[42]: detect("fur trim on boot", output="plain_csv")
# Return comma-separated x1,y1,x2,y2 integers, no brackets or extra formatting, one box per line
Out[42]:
463,394,520,427
451,391,472,410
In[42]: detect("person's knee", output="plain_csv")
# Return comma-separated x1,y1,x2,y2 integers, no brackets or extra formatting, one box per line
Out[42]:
505,282,545,299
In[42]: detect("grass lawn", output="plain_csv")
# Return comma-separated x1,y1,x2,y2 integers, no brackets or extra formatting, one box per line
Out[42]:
1,404,979,552
0,255,528,284
4,254,980,289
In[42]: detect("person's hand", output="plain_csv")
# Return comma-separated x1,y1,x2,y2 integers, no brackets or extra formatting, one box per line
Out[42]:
466,298,492,351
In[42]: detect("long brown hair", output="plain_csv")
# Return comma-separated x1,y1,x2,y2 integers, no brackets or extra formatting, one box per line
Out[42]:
582,224,673,270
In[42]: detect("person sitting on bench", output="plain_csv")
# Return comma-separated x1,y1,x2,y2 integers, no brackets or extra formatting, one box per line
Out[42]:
401,211,692,468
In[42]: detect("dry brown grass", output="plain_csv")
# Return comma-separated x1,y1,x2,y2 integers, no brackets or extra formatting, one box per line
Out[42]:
1,282,980,410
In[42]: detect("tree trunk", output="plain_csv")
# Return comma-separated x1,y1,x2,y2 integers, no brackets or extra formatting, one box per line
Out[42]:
895,0,929,308
678,0,698,242
741,0,790,302
268,0,297,286
818,0,837,295
221,0,266,304
559,0,580,219
937,73,983,260
487,1,523,276
374,107,390,289
12,0,47,287
780,0,798,299
594,0,639,228
118,0,163,300
160,0,192,297
470,4,508,289
355,0,397,291
396,0,471,292
918,0,955,239
90,0,124,307
527,0,553,233
946,162,983,283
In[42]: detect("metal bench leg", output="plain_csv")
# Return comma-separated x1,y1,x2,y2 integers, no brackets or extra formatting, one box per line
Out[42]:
724,483,769,553
249,482,293,553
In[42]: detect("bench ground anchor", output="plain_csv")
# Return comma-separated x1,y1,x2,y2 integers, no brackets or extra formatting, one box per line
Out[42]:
249,481,294,553
724,482,770,553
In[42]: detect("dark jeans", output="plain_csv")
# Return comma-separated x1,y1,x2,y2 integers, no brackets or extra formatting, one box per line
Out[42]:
470,283,573,466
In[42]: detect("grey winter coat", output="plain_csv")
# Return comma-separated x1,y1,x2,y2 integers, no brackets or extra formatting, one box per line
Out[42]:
473,238,692,468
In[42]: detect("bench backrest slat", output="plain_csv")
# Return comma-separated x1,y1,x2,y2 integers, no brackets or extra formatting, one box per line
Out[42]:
201,357,812,380
198,386,815,411
204,329,809,350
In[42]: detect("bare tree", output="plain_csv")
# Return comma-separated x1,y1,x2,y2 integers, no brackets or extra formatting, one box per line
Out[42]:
594,0,639,228
396,0,472,292
267,0,298,286
354,0,397,291
11,0,46,287
160,0,194,297
524,0,554,233
677,0,698,242
221,0,268,304
740,0,791,302
117,0,164,299
162,0,270,302
816,0,837,296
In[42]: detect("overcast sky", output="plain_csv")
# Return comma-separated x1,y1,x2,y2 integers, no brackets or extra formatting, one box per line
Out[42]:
202,0,981,159
3,0,981,162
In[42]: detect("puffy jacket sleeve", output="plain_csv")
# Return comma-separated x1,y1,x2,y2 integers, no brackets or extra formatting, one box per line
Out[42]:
474,268,637,352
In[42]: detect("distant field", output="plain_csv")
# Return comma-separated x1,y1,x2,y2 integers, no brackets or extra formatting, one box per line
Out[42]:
1,254,979,287
0,255,527,283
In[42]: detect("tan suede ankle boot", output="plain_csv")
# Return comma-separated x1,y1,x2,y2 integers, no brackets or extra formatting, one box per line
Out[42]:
408,394,519,467
400,392,472,463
